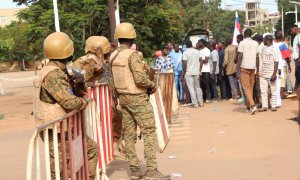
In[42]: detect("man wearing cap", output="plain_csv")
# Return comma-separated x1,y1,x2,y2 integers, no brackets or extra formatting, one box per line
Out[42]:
34,32,98,179
110,22,170,180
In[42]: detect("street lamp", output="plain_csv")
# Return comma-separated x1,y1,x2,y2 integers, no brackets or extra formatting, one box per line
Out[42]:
290,1,300,25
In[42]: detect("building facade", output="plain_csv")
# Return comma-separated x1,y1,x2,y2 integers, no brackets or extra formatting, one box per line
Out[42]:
244,1,279,29
0,8,24,27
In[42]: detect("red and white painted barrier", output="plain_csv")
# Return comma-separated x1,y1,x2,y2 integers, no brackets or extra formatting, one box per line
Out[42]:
26,110,90,180
150,87,170,152
86,84,114,179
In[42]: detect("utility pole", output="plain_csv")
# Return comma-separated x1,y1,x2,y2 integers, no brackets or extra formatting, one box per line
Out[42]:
108,0,120,45
296,5,298,25
281,4,284,35
108,0,117,45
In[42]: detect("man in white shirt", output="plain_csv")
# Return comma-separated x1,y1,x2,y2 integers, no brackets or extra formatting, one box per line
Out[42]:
199,39,211,102
273,31,290,107
237,29,259,115
182,40,203,108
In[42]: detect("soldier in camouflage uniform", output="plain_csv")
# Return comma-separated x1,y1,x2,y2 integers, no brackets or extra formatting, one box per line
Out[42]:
110,22,170,180
71,36,125,159
35,32,98,179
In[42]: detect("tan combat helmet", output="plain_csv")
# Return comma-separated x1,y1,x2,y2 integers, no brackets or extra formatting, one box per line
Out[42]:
114,22,137,39
43,32,74,59
85,36,110,54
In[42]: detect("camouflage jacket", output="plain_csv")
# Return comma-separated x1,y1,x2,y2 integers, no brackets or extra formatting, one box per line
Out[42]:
40,61,84,111
72,53,104,83
111,45,155,89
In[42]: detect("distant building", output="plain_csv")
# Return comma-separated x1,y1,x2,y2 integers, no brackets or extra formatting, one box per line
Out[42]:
268,13,280,27
0,8,24,27
244,1,279,29
225,0,280,30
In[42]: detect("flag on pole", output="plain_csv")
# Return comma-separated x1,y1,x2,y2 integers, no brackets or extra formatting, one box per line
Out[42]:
232,11,241,45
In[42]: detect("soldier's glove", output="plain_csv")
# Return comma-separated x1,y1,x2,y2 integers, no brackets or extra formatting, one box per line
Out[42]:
147,83,157,95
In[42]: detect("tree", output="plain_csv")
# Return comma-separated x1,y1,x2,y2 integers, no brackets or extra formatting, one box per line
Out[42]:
276,0,299,36
179,0,209,32
118,0,184,55
0,22,31,61
12,0,247,60
210,10,245,42
0,39,14,60
16,0,110,59
179,0,245,42
14,0,183,58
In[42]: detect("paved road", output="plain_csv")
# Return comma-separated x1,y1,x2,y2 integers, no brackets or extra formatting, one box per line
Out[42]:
0,71,300,180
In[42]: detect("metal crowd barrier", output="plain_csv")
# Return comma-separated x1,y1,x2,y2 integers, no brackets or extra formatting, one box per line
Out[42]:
85,84,113,180
26,110,90,180
26,84,114,180
158,72,178,123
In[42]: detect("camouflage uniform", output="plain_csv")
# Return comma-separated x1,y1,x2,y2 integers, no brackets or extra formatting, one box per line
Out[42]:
72,54,124,146
113,45,157,171
40,61,98,179
112,107,123,143
72,53,104,82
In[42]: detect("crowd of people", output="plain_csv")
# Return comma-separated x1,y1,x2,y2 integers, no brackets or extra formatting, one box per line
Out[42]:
33,19,300,179
155,27,298,115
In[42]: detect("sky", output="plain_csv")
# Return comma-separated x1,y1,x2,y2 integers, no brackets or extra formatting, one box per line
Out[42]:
222,0,278,13
0,0,26,9
0,0,278,13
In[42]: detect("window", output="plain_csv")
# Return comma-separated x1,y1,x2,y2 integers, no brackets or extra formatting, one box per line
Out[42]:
0,16,7,23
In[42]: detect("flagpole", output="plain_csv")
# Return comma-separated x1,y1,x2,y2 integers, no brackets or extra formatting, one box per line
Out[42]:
53,0,60,32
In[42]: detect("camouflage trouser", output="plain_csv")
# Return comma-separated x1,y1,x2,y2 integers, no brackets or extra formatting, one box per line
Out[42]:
112,107,123,142
46,134,98,179
119,93,157,170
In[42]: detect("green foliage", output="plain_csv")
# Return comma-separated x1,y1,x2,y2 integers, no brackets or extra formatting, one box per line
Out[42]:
9,0,250,60
211,10,245,41
17,0,110,58
0,39,14,60
0,22,30,61
119,0,184,56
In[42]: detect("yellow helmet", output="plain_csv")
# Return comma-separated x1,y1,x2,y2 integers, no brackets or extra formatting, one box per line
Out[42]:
43,32,74,59
85,36,110,54
114,22,137,39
